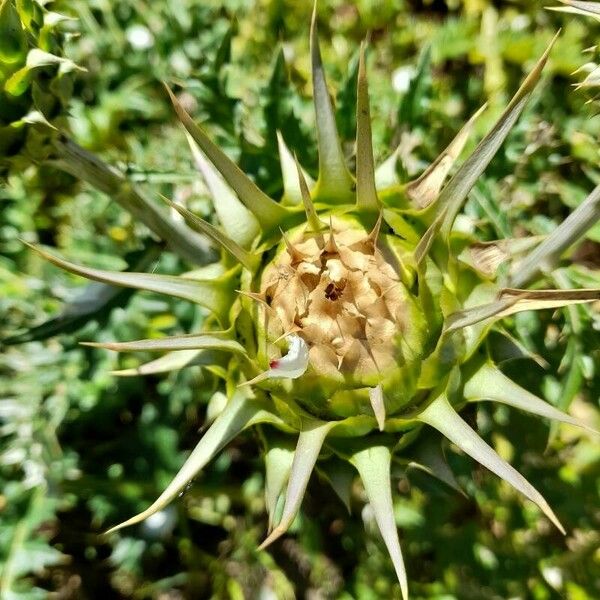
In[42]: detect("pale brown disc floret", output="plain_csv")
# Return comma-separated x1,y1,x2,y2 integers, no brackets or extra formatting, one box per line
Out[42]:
260,218,407,380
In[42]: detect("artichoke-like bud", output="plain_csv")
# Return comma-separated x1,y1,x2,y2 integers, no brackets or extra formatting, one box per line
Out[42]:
21,10,600,599
255,214,428,418
0,0,78,172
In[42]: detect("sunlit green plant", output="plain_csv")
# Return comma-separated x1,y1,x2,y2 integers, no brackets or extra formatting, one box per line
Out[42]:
18,8,600,598
0,0,79,171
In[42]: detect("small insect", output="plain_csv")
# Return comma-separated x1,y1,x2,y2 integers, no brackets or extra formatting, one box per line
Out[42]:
324,278,347,301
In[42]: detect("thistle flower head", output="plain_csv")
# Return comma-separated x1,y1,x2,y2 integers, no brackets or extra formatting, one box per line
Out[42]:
257,215,427,411
19,8,600,598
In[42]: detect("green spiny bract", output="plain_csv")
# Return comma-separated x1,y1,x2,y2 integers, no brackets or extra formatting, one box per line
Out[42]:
24,10,600,599
0,0,78,171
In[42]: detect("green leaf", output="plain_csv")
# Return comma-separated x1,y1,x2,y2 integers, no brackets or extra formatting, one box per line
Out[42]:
16,0,37,30
418,394,565,534
486,329,549,368
259,420,333,549
25,243,235,325
185,132,260,248
0,0,27,64
397,43,431,127
105,393,280,534
436,33,558,239
3,244,162,345
160,194,258,270
351,445,409,600
165,85,289,233
109,349,205,377
407,434,465,495
3,281,124,345
6,49,82,96
263,46,312,173
335,48,359,142
309,5,355,203
264,437,295,532
464,362,598,434
355,43,379,210
83,333,246,356
277,131,314,206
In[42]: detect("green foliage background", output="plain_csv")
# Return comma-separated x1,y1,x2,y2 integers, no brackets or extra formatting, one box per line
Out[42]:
1,0,599,598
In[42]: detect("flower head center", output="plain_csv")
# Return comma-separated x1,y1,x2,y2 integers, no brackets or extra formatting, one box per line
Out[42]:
261,220,407,380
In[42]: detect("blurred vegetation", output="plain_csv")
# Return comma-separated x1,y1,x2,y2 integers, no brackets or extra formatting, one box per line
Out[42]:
1,0,599,598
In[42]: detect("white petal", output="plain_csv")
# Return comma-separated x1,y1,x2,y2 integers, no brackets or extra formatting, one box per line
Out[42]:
267,335,310,379
240,335,310,387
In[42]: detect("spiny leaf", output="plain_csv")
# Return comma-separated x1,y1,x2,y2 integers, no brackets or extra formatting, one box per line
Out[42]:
368,385,386,431
547,0,600,19
434,33,559,240
277,131,315,205
351,445,409,600
406,103,487,209
510,184,600,287
414,208,447,266
575,65,600,89
2,228,161,344
264,438,295,532
310,3,355,203
160,194,258,270
259,420,333,549
105,394,281,534
83,333,246,355
445,287,600,333
355,42,380,210
186,132,260,248
464,363,599,434
165,84,289,232
294,154,323,234
25,243,234,324
419,394,565,534
52,136,210,265
110,349,204,377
